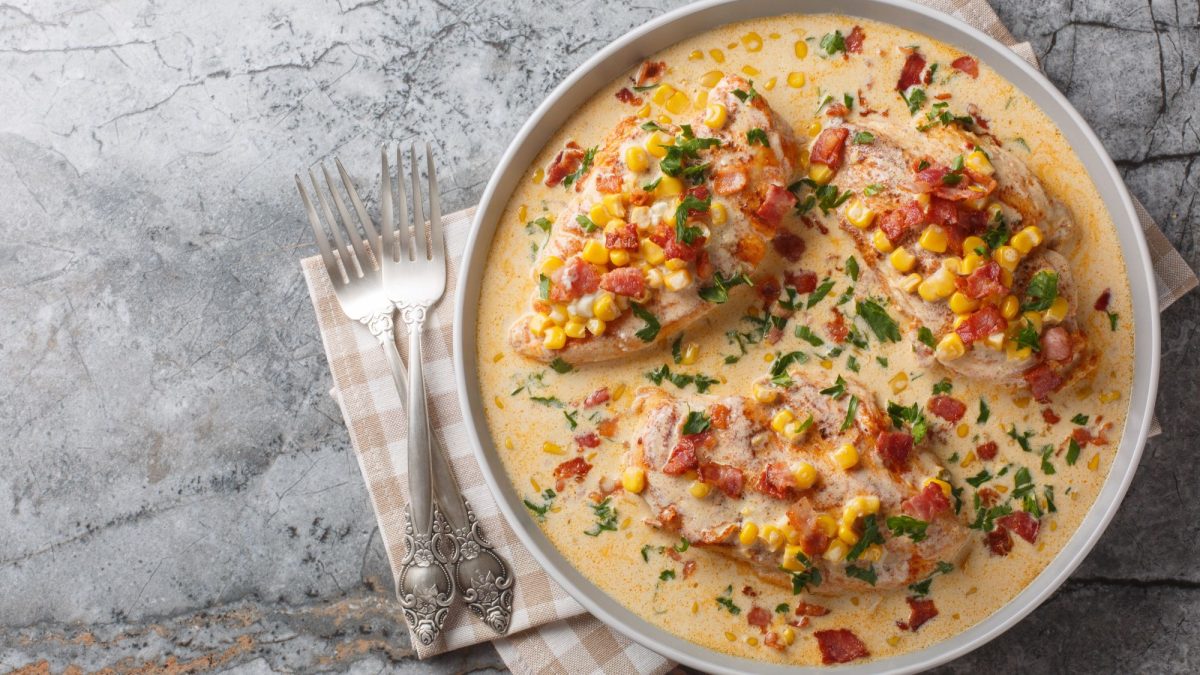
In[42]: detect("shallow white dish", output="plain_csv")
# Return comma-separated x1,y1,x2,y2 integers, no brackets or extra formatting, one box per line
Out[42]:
453,1,1161,671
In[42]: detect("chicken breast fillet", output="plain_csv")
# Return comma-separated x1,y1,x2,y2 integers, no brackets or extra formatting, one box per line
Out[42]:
510,75,800,363
626,375,970,594
806,119,1090,400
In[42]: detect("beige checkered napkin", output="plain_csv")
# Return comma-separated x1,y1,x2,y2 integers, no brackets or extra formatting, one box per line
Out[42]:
301,1,1196,672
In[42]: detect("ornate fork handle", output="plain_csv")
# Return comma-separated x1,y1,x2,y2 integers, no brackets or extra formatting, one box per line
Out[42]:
364,308,513,634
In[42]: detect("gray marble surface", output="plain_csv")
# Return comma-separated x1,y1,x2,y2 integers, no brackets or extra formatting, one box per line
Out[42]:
0,0,1196,672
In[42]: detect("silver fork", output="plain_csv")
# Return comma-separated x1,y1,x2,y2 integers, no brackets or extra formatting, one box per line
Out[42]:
296,160,454,645
380,144,514,636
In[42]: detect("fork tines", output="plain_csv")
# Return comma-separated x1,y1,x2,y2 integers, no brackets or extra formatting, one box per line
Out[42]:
380,143,445,266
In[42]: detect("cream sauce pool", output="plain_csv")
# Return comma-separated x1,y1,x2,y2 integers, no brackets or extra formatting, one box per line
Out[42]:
474,13,1133,666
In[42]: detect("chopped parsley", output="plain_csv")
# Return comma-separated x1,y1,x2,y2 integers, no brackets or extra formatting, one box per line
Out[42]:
982,219,1010,251
901,86,927,115
819,30,846,56
538,274,551,300
886,400,929,444
731,80,759,102
550,357,574,374
674,194,710,244
1014,319,1042,353
1071,413,1089,426
977,398,991,424
795,325,825,347
847,355,861,373
932,378,953,395
716,585,742,614
527,216,552,233
575,213,599,233
642,177,662,191
886,515,929,543
561,146,596,188
908,561,954,596
583,498,618,536
821,375,848,399
775,603,790,614
844,563,877,586
1021,270,1060,312
698,271,752,304
630,302,660,342
1040,444,1057,475
846,255,860,281
1007,425,1035,453
1107,311,1120,331
851,130,875,144
965,469,993,488
790,180,855,215
917,326,937,349
523,488,557,522
645,364,719,393
770,351,810,386
863,183,885,196
746,128,769,146
840,394,860,431
846,515,885,560
659,569,676,581
681,410,712,435
968,493,1012,532
785,551,823,593
807,278,836,308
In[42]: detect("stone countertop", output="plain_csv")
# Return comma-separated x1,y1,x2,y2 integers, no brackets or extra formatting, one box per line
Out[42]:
0,0,1196,672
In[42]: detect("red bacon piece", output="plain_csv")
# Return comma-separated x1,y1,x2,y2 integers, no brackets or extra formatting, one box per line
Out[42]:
544,141,585,187
810,127,850,170
902,483,951,521
951,55,979,78
757,277,782,307
596,418,618,437
825,102,850,118
747,606,772,632
614,87,643,105
682,559,697,578
709,404,731,430
661,434,704,476
604,220,639,251
955,305,1007,345
1024,363,1065,402
757,462,796,500
845,25,866,53
553,457,592,486
986,527,1013,556
815,629,870,664
827,308,849,344
548,257,600,302
594,171,622,194
876,430,914,471
635,60,666,87
650,223,705,262
772,230,806,262
786,270,818,293
896,52,927,91
1041,326,1072,362
687,184,710,201
582,387,610,408
755,184,798,228
1094,288,1112,312
698,462,745,498
600,267,646,297
958,261,1006,300
878,201,926,242
997,511,1041,543
795,601,830,617
1042,408,1061,424
897,597,939,631
912,165,948,193
928,395,967,422
575,432,601,449
976,440,999,461
977,487,1000,507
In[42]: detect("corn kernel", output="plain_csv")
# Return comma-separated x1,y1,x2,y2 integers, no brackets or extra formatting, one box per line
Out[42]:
1044,296,1069,324
740,65,760,77
657,114,671,126
761,524,784,551
832,443,859,470
593,292,621,321
1006,342,1031,361
964,149,993,175
962,236,986,256
957,423,970,438
635,103,650,118
1001,294,1020,319
823,539,849,561
936,332,966,360
741,31,763,52
699,70,724,88
763,76,777,91
806,119,822,137
815,514,838,538
918,269,956,301
992,245,1021,271
782,627,796,645
793,462,818,490
771,409,795,432
625,145,649,173
961,252,986,275
794,40,808,58
890,247,917,273
543,327,566,350
693,89,708,110
709,48,725,63
893,272,920,295
539,255,565,276
1014,395,1031,408
889,371,909,394
680,342,700,365
923,477,952,497
564,320,587,339
820,359,833,370
844,198,876,228
542,441,564,455
528,314,551,337
665,90,690,114
587,202,610,226
688,49,703,61
586,318,606,336
1088,453,1100,471
739,521,759,545
618,466,646,494
919,224,949,253
866,229,894,254
860,544,883,562
949,291,979,315
1023,311,1044,333
646,131,673,158
654,174,684,197
650,84,675,105
609,249,631,267
640,239,666,265
779,544,809,571
689,480,712,498
725,631,736,642
1010,225,1044,254
581,240,609,265
710,201,728,225
664,268,692,291
916,192,932,208
808,162,834,185
1100,390,1121,404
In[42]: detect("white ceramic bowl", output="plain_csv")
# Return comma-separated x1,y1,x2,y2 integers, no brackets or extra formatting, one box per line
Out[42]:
453,1,1161,671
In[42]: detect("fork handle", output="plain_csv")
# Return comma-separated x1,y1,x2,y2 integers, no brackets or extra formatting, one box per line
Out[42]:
401,308,434,534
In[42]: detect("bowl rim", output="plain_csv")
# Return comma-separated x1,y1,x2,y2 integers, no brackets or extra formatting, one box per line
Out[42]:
452,1,1161,672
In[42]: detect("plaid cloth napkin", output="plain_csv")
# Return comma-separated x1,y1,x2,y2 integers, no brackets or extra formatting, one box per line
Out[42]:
301,1,1198,672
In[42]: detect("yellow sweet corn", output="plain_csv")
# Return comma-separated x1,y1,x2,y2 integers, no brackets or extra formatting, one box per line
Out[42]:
609,249,630,267
918,269,956,301
936,332,966,360
700,70,724,88
762,76,777,91
625,145,649,173
593,292,621,321
900,272,923,294
709,48,726,63
889,371,909,393
844,198,876,228
832,443,859,470
806,120,822,137
641,239,666,265
587,203,611,227
761,524,784,551
741,65,760,76
942,256,963,275
710,201,728,225
782,627,796,645
949,291,979,315
771,409,795,432
586,318,606,336
808,163,834,185
539,255,565,275
964,149,993,175
1000,294,1020,319
665,90,690,114
679,342,699,365
823,539,849,562
646,131,673,158
654,174,684,197
739,521,759,545
542,441,564,455
860,545,883,563
689,480,712,498
837,523,859,545
1010,225,1044,255
794,40,808,59
793,462,817,490
815,514,838,538
741,31,763,52
622,466,646,494
548,304,568,325
651,84,675,105
872,229,894,253
962,236,986,255
564,320,587,339
1006,341,1032,361
919,224,949,253
992,245,1021,272
528,314,551,337
664,269,692,291
688,49,703,61
923,477,952,498
780,544,807,571
543,327,566,350
665,256,688,271
581,240,609,265
960,252,986,275
890,247,917,273
1044,296,1069,324
753,383,779,404
1023,311,1044,333
694,89,708,110
787,71,806,88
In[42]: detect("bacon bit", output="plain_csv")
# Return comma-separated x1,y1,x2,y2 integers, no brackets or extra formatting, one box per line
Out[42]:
614,87,643,105
764,631,785,651
604,220,639,251
709,404,731,430
1042,408,1061,425
897,597,939,631
878,201,925,242
933,92,953,100
712,166,749,195
785,270,819,293
1023,363,1065,402
801,529,831,558
664,547,681,561
824,102,850,117
810,127,850,170
986,527,1013,556
600,267,646,297
629,189,655,206
951,55,979,78
795,601,830,617
742,585,759,597
687,184,710,202
654,504,683,531
596,417,619,437
695,249,714,280
789,616,810,629
957,261,1006,300
575,432,601,449
549,257,600,302
928,395,967,422
998,511,1041,543
650,223,706,262
757,277,782,307
845,25,866,53
634,60,666,87
827,308,849,343
967,103,992,131
583,387,610,408
594,170,623,193
682,560,697,579
815,629,870,664
976,440,999,461
663,432,706,475
1041,326,1073,362
1094,288,1112,312
553,457,592,489
902,482,951,520
698,462,745,498
757,462,796,500
747,606,772,633
876,430,914,471
896,51,927,91
800,215,829,234
1072,427,1109,447
733,234,766,267
977,487,1000,507
772,230,807,262
912,165,948,193
755,184,798,229
544,141,585,187
956,305,1007,345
